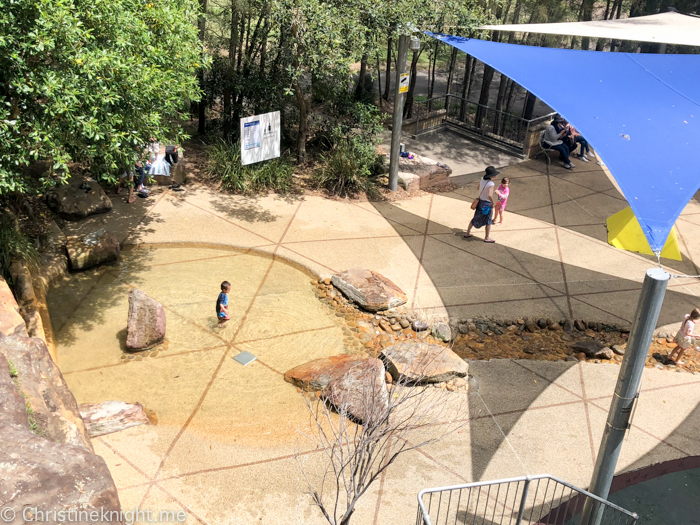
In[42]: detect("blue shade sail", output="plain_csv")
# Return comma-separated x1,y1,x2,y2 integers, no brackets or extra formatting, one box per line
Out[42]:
427,34,700,253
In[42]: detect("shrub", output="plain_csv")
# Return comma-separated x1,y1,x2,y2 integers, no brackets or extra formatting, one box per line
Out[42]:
315,103,384,198
206,140,294,195
0,212,39,283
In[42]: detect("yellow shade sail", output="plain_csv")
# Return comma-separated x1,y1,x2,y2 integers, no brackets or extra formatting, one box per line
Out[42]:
606,206,681,261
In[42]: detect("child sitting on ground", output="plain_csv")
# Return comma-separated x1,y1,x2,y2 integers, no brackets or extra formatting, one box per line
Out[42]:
669,308,700,365
493,177,510,225
216,281,231,322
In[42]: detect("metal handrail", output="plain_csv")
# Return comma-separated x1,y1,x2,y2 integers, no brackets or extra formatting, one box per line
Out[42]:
417,474,638,525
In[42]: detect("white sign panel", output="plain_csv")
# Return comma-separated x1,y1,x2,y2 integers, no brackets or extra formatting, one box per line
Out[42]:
240,111,280,166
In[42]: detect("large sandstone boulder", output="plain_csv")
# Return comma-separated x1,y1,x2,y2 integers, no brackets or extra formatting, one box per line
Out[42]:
284,354,367,391
331,268,407,312
0,276,28,337
381,342,469,384
126,289,166,350
66,228,120,270
79,401,149,437
46,178,112,221
0,353,122,524
325,357,388,424
0,334,92,449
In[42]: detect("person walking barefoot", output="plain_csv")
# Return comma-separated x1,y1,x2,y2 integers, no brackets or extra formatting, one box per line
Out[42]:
669,308,700,365
493,177,510,225
464,166,498,243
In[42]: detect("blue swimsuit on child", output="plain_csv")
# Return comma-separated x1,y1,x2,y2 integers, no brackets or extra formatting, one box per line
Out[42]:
216,292,228,318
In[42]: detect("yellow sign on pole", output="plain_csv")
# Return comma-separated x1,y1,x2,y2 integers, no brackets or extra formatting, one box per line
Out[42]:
399,72,410,94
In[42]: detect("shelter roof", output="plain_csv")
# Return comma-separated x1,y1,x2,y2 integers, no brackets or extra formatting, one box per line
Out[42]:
480,12,700,47
427,34,700,252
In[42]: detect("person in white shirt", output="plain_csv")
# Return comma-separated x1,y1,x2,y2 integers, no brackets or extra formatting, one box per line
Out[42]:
543,115,575,169
463,166,498,243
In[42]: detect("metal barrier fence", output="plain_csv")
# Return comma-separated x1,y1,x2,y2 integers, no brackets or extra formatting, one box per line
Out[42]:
411,95,556,154
416,475,638,525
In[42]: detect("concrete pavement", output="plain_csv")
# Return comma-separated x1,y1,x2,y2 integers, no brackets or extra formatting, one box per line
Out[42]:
50,144,700,524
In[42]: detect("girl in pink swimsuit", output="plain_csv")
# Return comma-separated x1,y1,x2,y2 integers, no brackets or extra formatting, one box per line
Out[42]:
494,177,510,225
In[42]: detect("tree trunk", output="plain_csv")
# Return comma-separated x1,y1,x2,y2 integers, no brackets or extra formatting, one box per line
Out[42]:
580,0,595,50
197,0,208,135
355,53,368,101
383,37,392,101
294,81,309,164
444,46,458,114
475,65,494,129
459,54,471,121
522,91,536,120
494,74,509,132
223,0,239,139
403,50,421,119
427,40,439,110
466,58,476,102
376,53,382,109
445,47,458,96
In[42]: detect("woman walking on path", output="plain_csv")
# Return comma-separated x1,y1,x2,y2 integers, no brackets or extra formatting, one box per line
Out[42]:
464,166,497,243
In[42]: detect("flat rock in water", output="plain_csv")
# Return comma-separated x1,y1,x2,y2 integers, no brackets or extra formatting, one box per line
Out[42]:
325,357,388,424
331,268,407,312
570,340,605,358
284,354,368,391
381,342,468,383
126,289,166,350
46,178,112,221
66,228,120,270
79,401,150,437
432,321,453,342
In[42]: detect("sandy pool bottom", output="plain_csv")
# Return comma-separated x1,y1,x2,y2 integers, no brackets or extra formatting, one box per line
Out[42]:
48,245,360,524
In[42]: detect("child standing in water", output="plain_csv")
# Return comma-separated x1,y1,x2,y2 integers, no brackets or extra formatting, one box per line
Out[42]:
669,308,700,365
216,281,231,322
493,177,510,225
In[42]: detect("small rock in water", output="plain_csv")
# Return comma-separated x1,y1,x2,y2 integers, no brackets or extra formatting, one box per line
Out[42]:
574,320,586,331
594,348,614,360
525,321,537,333
563,320,574,333
537,318,548,329
612,344,625,356
412,319,429,332
399,318,410,329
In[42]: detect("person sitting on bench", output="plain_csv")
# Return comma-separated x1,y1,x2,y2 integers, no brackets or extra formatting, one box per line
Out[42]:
543,115,575,170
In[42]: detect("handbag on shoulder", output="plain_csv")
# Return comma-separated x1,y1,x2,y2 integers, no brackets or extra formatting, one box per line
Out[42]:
471,198,479,210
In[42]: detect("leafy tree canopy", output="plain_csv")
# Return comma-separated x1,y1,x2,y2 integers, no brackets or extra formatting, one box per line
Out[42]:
0,0,204,194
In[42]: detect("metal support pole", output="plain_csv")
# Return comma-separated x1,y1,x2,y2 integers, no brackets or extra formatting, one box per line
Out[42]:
581,268,669,525
389,34,410,192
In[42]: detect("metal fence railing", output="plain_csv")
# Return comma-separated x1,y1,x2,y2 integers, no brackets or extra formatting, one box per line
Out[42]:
416,475,638,525
410,95,557,154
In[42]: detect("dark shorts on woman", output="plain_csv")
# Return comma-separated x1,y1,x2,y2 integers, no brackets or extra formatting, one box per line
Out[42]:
471,199,493,229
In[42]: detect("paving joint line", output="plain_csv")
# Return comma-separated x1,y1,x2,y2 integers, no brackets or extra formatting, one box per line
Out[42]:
578,363,597,466
546,168,574,319
411,194,434,309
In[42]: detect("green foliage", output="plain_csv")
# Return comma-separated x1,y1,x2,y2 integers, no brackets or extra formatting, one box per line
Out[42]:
0,0,206,194
206,140,294,194
315,102,384,198
0,213,39,283
8,360,18,378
